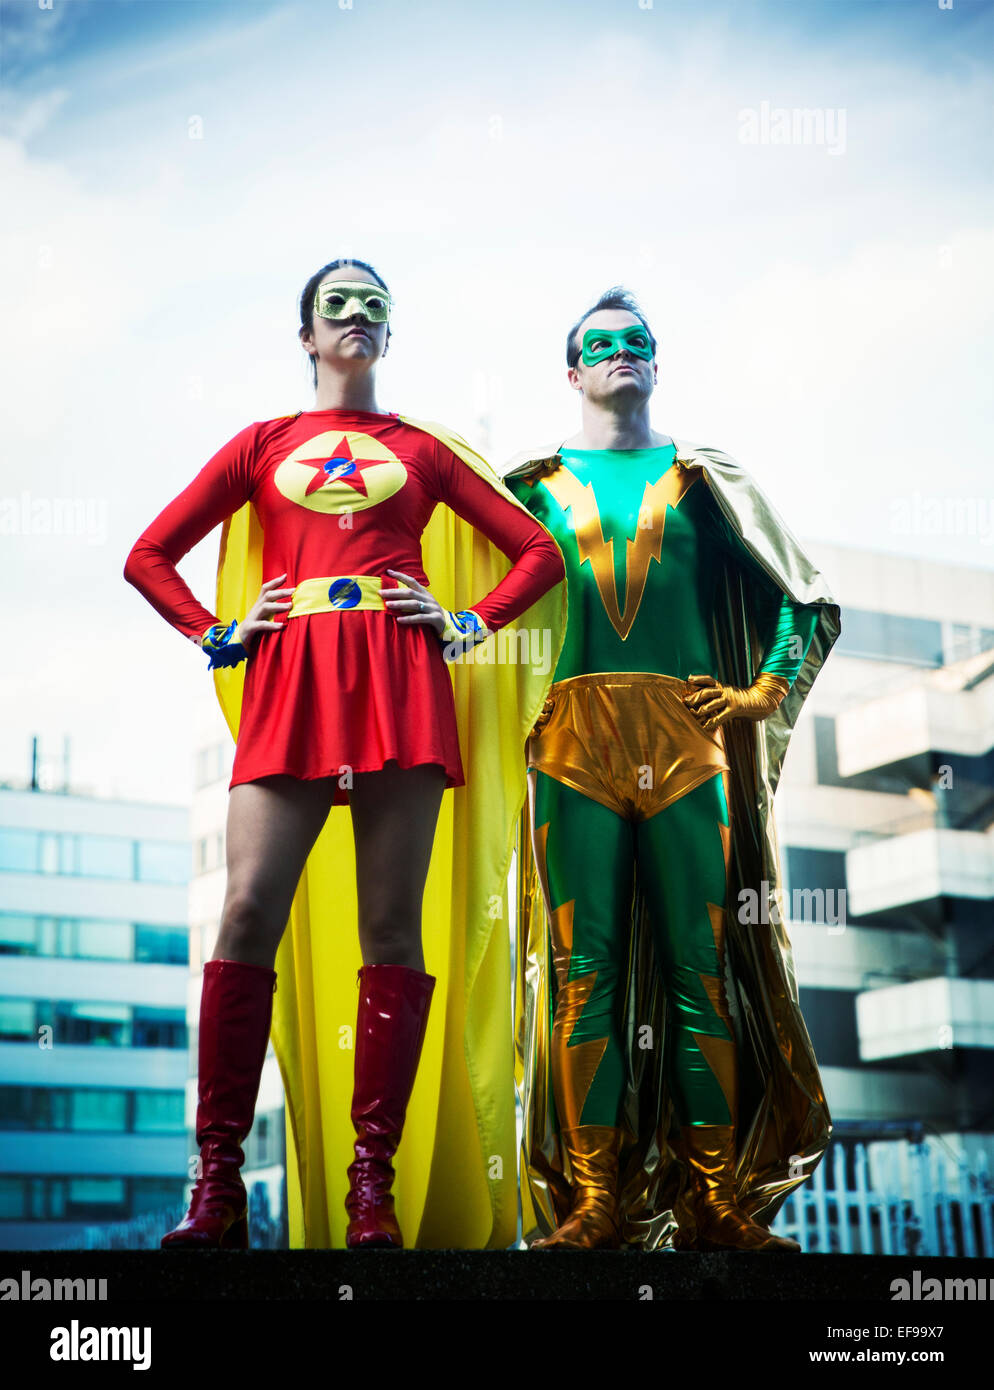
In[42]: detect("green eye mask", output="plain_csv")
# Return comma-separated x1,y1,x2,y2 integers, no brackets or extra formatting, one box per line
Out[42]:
314,280,392,322
580,326,653,366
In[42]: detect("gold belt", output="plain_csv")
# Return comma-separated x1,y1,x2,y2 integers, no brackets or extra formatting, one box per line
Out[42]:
286,575,386,618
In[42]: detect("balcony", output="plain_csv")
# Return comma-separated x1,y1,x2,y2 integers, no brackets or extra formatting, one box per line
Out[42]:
819,1064,960,1124
0,1043,186,1089
0,1130,186,1177
855,977,994,1061
1,956,187,1008
835,649,994,780
846,827,994,916
788,920,944,991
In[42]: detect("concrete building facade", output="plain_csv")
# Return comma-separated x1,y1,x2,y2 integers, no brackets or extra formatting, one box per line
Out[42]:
0,783,191,1249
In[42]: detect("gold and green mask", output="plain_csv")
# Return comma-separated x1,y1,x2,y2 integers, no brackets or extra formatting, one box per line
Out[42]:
313,280,392,323
581,325,653,366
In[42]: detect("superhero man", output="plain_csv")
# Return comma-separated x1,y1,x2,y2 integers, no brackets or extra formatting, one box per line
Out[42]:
503,287,841,1250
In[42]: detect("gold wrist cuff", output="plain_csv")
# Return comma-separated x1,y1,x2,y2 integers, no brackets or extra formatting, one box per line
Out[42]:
751,672,790,705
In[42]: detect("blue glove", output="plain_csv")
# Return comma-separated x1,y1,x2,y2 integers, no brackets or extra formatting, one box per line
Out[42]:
201,619,248,669
438,608,489,662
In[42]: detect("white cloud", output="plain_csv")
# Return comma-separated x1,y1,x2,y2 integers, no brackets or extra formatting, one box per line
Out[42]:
2,2,991,798
0,86,71,142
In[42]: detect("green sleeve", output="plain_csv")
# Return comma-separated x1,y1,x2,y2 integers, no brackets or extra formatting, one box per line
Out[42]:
759,598,819,684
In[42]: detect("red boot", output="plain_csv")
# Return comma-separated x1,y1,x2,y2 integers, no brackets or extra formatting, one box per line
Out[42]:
345,963,435,1249
161,958,277,1249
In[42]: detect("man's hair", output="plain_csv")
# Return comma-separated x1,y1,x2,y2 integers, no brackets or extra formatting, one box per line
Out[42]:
566,285,657,368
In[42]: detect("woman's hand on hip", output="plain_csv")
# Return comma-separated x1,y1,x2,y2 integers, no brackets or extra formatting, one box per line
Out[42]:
239,572,295,653
380,569,444,636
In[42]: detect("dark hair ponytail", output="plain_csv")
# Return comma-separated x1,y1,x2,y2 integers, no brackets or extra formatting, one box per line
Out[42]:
298,257,392,387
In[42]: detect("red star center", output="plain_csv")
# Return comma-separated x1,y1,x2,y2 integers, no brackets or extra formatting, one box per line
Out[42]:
297,437,376,497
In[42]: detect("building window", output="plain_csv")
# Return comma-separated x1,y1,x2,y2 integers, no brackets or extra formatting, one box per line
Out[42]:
138,841,190,885
134,925,188,966
0,830,189,882
39,833,60,874
131,1179,186,1214
0,1086,186,1133
76,835,134,880
70,1089,128,1132
784,846,848,898
133,1090,186,1133
74,920,133,961
798,988,862,1068
0,999,36,1041
0,914,188,964
0,829,39,872
0,1178,26,1219
7,1002,187,1050
65,1177,127,1219
0,1087,33,1128
835,608,942,667
194,744,227,789
53,1002,130,1047
132,1008,186,1049
0,915,39,955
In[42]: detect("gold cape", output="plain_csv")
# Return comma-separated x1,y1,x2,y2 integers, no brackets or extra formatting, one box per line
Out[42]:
502,436,841,1248
210,416,567,1248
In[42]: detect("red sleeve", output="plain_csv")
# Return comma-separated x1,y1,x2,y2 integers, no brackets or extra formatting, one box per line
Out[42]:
432,440,565,630
123,422,259,642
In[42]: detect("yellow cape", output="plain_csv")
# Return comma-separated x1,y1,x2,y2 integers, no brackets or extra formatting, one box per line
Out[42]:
210,416,567,1248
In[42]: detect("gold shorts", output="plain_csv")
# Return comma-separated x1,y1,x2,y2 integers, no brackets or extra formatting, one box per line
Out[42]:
527,672,730,822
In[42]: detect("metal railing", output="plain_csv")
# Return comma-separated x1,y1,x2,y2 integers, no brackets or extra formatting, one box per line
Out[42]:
773,1141,994,1256
52,1177,287,1251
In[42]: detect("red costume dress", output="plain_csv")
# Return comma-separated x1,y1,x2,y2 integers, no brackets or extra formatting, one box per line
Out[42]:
124,409,564,796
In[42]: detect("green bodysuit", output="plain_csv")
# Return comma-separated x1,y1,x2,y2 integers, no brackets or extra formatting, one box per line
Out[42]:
506,443,818,1129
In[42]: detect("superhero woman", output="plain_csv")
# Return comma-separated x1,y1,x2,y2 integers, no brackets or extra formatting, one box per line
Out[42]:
123,258,566,1249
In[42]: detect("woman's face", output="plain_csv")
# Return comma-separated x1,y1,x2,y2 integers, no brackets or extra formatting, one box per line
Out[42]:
301,265,390,375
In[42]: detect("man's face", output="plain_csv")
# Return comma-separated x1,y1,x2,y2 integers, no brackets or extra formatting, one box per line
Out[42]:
300,266,389,369
568,309,656,403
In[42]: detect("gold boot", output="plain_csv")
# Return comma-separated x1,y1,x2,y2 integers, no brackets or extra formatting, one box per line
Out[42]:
531,1125,622,1249
677,1124,800,1251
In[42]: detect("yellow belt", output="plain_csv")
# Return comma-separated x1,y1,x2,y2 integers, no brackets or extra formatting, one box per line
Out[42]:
287,575,386,618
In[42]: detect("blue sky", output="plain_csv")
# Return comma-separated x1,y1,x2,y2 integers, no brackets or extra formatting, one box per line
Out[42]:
1,0,992,801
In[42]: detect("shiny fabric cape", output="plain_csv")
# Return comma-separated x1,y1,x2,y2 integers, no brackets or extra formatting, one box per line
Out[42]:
502,436,841,1248
210,416,567,1248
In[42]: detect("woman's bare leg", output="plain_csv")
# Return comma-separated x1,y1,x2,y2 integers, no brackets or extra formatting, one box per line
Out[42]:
349,761,447,971
213,774,339,968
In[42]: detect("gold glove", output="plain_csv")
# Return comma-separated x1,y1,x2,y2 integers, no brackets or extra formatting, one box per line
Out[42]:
683,671,790,731
529,693,557,740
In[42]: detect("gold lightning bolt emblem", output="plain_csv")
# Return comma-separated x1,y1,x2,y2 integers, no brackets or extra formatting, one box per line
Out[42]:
541,462,700,639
